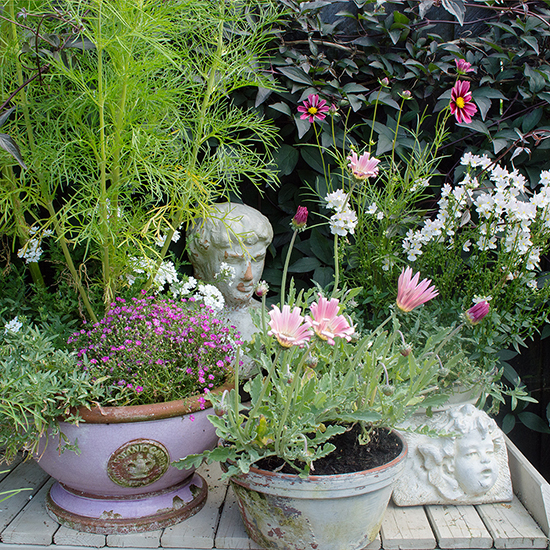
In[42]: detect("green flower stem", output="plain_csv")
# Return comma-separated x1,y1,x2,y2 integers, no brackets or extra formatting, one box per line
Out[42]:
280,229,298,305
244,348,282,439
146,1,226,291
274,345,311,456
95,0,113,306
3,166,45,289
332,233,340,297
45,200,98,324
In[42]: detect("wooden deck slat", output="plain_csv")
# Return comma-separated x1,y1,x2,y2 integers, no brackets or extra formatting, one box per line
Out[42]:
0,459,50,532
506,437,550,537
426,504,492,549
1,478,58,545
53,525,106,548
381,500,437,550
106,531,162,548
161,463,224,549
477,495,548,549
0,443,548,550
215,486,262,550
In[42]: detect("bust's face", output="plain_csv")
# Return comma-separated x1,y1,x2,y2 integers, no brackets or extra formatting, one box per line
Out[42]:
453,432,498,496
199,239,267,308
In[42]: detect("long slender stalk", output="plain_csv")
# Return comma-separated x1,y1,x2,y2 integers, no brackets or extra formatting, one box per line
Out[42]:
280,229,297,306
145,0,227,290
95,0,112,306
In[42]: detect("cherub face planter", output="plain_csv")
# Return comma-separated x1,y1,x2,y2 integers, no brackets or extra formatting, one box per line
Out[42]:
392,404,513,506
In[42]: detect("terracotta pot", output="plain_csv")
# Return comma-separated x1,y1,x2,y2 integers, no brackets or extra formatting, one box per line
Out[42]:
227,430,407,550
35,382,231,534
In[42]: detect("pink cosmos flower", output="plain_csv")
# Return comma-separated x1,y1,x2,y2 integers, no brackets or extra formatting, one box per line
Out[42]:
306,295,354,345
450,80,477,124
455,59,474,74
465,300,490,325
347,151,380,180
268,305,313,348
291,206,308,232
396,267,439,312
297,94,330,123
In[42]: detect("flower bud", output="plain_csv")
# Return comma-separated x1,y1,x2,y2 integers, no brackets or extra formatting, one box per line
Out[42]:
379,77,390,87
465,300,490,325
291,206,308,232
255,280,269,297
399,90,412,100
400,346,412,357
380,384,395,396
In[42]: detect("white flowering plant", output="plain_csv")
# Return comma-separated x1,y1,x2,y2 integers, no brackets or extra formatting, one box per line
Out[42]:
352,152,550,361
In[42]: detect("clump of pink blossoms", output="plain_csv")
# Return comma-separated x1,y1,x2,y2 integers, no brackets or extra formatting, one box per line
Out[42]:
68,295,241,407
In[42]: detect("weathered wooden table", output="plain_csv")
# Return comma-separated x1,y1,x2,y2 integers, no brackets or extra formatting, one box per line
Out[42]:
0,438,548,550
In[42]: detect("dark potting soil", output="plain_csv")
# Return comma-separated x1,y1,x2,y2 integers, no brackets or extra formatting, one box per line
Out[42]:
254,425,403,476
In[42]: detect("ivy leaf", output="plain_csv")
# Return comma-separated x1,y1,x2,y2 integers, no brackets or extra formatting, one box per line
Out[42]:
0,106,16,128
518,412,550,434
273,144,299,176
0,133,27,170
288,257,321,273
277,66,313,86
294,115,310,139
419,0,435,19
442,0,465,25
520,35,539,55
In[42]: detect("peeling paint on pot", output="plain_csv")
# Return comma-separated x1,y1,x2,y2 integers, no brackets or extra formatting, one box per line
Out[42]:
228,431,408,550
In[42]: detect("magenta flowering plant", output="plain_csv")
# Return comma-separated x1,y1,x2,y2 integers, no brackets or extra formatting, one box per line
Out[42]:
68,294,240,407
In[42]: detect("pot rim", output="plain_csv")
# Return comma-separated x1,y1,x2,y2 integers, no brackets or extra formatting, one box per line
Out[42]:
73,380,233,423
227,428,408,482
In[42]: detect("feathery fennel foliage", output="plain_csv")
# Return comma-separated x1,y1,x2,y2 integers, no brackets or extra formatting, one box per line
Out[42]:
0,0,280,320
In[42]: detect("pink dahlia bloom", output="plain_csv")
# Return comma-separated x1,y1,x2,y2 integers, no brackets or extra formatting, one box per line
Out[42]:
297,94,330,123
465,300,490,325
450,80,477,124
306,295,354,345
347,151,380,180
268,305,313,348
455,58,474,74
396,267,439,312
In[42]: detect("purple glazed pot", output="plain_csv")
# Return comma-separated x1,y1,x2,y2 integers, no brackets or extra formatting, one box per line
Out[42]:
35,383,230,534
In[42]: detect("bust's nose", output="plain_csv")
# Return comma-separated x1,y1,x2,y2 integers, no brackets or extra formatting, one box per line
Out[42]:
243,262,253,281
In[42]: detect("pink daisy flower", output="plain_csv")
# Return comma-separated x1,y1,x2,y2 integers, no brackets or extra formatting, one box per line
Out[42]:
306,295,354,345
396,267,439,312
450,80,477,124
297,94,330,123
268,305,313,348
347,151,380,180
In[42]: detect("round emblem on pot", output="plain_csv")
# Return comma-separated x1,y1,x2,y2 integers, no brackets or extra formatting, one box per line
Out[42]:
107,439,170,488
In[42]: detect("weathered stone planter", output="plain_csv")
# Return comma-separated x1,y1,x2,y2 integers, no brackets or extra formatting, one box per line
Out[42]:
35,385,230,535
226,431,407,550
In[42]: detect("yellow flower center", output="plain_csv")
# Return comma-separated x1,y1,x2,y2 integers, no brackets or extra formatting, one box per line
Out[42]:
308,106,318,115
455,96,465,109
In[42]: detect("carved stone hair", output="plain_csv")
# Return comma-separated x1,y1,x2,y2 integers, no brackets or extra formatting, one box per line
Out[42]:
187,202,273,259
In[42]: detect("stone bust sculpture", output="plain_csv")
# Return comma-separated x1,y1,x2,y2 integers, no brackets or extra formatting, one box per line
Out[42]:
392,404,513,506
186,202,273,343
